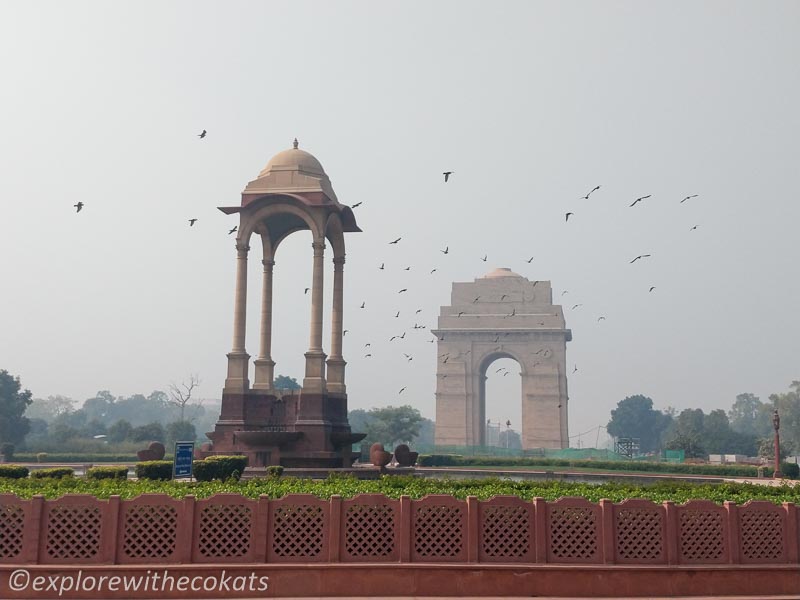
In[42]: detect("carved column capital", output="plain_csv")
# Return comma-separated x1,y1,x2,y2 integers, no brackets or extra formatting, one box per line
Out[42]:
236,243,250,256
262,258,275,269
311,241,326,255
333,255,346,269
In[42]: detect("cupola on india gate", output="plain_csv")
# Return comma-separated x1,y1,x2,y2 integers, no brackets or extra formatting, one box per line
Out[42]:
198,140,365,468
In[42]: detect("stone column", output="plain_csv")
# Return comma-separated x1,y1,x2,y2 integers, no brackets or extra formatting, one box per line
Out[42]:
327,255,346,394
225,242,250,391
253,258,276,390
303,240,327,393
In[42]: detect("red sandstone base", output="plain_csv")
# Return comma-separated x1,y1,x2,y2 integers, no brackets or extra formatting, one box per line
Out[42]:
2,564,799,599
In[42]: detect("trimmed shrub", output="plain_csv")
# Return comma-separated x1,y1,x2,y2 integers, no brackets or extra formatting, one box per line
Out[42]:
416,454,768,477
267,465,284,478
87,466,129,480
135,460,173,481
778,462,799,479
15,453,139,463
31,467,74,479
0,465,29,479
193,455,248,482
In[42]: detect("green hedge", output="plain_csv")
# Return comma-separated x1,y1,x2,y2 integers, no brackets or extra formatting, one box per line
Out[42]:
31,467,74,479
415,454,789,478
780,462,799,479
267,465,284,478
14,453,140,463
193,456,248,482
87,466,129,480
0,465,29,479
135,461,173,481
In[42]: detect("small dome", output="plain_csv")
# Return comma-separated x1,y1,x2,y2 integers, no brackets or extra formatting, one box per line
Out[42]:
482,267,523,279
258,140,326,178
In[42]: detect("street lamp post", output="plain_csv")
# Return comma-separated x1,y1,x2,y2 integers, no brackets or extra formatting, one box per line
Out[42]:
505,420,511,449
773,409,782,479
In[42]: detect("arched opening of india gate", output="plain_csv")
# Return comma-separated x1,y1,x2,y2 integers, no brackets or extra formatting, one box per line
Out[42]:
433,268,572,449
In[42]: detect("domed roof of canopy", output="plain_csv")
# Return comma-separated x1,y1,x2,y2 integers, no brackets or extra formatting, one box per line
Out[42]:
241,139,340,204
258,144,326,178
482,267,524,279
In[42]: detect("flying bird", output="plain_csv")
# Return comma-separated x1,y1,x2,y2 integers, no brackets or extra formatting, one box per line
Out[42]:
629,195,651,207
430,268,438,274
399,387,406,394
681,194,699,203
598,316,606,321
630,254,651,264
649,286,656,292
526,256,534,263
360,301,366,308
188,218,198,226
500,294,508,300
404,353,413,361
364,343,371,347
690,225,699,231
389,237,401,244
404,266,411,271
343,330,349,336
351,201,363,208
561,291,568,296
304,288,310,294
441,246,449,254
503,372,510,377
457,311,465,317
580,185,600,199
481,254,487,262
573,365,578,373
364,353,372,357
572,304,583,309
565,212,574,222
472,296,480,303
415,309,422,314
443,171,453,182
228,226,238,235
398,288,407,294
73,202,84,213
379,263,385,270
198,130,207,139
395,311,400,318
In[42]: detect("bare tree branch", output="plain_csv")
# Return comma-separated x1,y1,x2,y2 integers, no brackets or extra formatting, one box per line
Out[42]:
167,374,201,422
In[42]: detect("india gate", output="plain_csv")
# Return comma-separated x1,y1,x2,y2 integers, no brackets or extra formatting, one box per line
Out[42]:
433,268,572,449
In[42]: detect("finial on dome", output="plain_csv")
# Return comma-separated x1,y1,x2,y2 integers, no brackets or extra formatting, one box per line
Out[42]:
293,138,299,149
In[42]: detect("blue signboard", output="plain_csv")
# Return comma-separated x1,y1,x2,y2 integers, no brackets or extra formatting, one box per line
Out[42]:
173,441,195,479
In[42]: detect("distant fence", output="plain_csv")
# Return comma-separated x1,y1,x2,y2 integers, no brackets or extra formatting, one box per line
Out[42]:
413,445,631,460
0,493,797,566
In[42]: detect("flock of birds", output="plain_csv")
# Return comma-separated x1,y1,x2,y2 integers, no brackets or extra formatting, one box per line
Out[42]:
71,131,702,414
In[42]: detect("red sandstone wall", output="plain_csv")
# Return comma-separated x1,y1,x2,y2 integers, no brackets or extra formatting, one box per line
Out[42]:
0,492,797,566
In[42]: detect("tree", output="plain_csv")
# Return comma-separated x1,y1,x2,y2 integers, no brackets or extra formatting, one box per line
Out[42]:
728,393,772,438
26,395,75,423
274,375,300,390
0,370,33,446
107,419,133,443
769,381,800,453
352,405,424,448
665,434,705,459
131,422,165,443
167,375,201,422
498,428,522,450
607,395,672,454
166,421,196,449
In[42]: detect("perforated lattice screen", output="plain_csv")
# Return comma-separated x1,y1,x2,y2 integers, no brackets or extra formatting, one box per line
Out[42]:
122,505,178,559
344,504,395,558
271,505,324,558
414,505,464,558
679,510,725,562
198,504,252,558
549,506,598,561
481,505,530,559
46,506,102,560
0,505,25,559
740,510,784,561
615,508,664,562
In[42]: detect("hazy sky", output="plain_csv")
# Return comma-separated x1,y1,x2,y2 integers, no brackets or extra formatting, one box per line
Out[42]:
2,1,799,447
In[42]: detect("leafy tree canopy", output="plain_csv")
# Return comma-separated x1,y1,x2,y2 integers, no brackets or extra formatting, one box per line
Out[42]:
274,375,301,390
607,395,672,454
349,405,424,448
0,370,33,446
